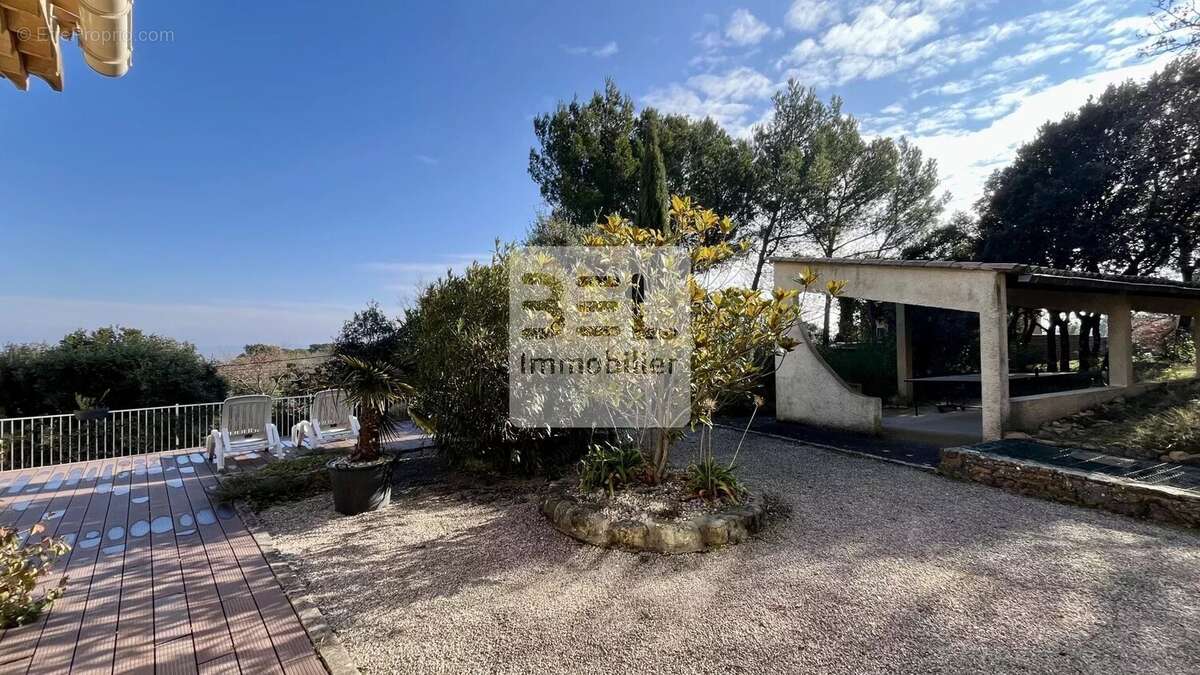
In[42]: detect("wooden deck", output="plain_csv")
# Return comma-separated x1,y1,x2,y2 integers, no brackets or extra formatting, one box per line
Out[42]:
0,451,327,674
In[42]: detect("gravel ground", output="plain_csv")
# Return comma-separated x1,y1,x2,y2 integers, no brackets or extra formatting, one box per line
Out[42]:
260,429,1200,674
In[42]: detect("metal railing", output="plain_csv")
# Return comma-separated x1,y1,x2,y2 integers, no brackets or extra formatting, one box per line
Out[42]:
0,395,316,471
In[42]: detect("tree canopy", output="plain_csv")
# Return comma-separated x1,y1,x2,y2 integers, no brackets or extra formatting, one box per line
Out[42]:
528,79,755,233
977,55,1199,282
0,327,227,416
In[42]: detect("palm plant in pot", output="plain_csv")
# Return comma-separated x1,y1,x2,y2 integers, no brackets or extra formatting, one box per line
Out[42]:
327,355,415,516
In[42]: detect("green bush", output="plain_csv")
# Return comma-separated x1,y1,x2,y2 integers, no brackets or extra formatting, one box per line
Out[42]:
686,458,744,503
819,339,897,399
0,327,227,416
578,443,645,495
213,453,336,510
407,254,584,474
1,524,69,628
1129,404,1200,456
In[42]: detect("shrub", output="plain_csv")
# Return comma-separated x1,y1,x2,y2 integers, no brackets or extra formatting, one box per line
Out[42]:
408,253,584,474
582,197,803,481
578,443,645,495
0,327,227,416
0,525,70,628
686,458,744,503
818,339,897,399
213,452,336,510
1130,405,1200,456
334,356,416,463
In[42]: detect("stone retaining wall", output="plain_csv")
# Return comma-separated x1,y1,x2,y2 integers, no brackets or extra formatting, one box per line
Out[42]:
940,447,1200,528
541,493,765,554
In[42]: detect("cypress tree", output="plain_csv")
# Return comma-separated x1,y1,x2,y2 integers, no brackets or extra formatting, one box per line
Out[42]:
636,110,670,233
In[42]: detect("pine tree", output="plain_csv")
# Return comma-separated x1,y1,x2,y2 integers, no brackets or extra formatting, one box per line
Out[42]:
636,110,670,233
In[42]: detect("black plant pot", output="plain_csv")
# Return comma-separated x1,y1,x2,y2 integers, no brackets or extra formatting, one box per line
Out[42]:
74,408,109,422
327,456,393,516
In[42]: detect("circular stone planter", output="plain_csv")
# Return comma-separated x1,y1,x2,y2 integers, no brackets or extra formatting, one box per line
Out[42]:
540,487,765,554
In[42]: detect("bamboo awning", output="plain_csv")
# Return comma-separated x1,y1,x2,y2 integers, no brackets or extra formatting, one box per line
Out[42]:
1,0,133,91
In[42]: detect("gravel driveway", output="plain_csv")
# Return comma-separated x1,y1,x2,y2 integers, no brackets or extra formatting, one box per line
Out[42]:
260,429,1200,674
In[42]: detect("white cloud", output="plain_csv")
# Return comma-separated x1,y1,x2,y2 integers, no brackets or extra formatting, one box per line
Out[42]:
726,9,773,45
643,84,753,134
822,5,940,57
414,154,438,165
913,55,1175,213
562,41,619,58
991,41,1081,71
785,0,841,32
777,2,1007,85
688,67,775,101
362,254,487,295
645,67,777,137
593,41,619,58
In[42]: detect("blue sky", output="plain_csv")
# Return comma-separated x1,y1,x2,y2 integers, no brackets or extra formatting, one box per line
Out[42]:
0,0,1169,356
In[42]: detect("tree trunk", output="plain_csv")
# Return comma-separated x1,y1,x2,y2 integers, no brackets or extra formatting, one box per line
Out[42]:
822,294,833,346
837,297,858,342
1058,316,1071,373
1077,312,1102,371
749,215,777,291
1046,315,1059,373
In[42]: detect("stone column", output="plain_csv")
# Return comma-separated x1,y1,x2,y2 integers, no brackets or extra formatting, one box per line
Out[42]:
1107,297,1134,387
895,303,914,403
979,275,1010,441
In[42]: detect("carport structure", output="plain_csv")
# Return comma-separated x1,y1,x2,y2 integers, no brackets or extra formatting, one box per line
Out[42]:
772,258,1200,442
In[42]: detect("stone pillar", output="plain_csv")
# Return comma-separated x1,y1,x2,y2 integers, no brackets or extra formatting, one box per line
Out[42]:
1107,297,1134,387
896,303,914,403
979,276,1010,441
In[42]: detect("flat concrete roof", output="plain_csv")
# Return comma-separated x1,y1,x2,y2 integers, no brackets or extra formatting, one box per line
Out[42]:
772,257,1200,301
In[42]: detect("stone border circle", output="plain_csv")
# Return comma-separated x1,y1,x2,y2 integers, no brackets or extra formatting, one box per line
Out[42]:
541,488,765,554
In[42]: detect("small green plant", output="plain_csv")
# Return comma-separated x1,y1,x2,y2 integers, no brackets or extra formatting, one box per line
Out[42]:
686,458,744,503
1130,405,1200,456
578,443,645,496
214,452,338,510
1,524,70,628
73,389,110,411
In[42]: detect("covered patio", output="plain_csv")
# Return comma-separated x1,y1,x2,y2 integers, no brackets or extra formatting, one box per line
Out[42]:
772,258,1200,443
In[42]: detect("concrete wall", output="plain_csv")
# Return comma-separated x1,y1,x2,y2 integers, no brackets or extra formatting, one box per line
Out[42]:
775,324,882,435
774,261,1003,313
1007,382,1163,432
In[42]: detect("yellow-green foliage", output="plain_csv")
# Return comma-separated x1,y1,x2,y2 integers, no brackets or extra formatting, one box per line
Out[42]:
584,196,802,429
0,524,69,628
584,196,805,481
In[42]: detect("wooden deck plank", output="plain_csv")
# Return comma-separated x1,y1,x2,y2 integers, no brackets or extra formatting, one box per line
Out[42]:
281,653,328,675
154,634,199,675
165,452,235,668
177,455,288,674
114,456,157,674
0,453,326,675
0,461,99,658
71,457,137,673
188,459,318,668
24,460,117,674
2,462,103,656
196,653,239,675
147,456,190,648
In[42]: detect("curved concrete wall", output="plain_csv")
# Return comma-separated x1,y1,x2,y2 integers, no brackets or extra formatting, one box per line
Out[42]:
775,325,882,435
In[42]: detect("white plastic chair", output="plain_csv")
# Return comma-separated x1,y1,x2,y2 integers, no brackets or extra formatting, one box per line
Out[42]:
207,395,283,470
292,389,360,449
